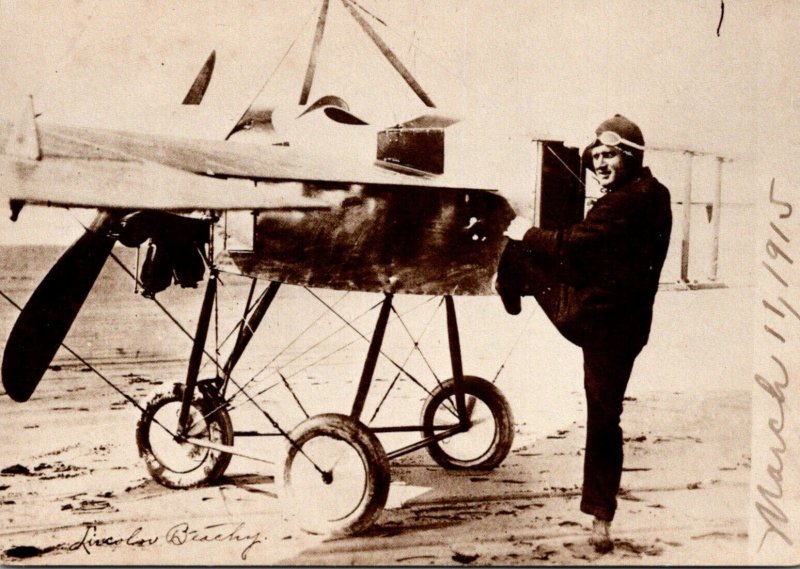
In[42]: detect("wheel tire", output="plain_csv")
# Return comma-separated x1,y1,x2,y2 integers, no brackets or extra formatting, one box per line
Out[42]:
284,413,390,536
421,376,514,470
136,383,233,488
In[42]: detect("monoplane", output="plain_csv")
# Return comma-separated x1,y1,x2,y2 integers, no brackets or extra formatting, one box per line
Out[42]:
0,0,584,534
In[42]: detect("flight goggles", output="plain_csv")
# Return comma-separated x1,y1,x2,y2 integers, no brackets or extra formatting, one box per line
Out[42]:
593,130,645,151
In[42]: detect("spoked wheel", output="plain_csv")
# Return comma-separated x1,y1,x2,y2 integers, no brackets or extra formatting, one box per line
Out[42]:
422,376,514,470
284,413,390,536
136,383,233,488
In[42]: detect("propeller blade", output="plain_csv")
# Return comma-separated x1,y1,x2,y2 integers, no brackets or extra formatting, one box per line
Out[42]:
2,213,117,402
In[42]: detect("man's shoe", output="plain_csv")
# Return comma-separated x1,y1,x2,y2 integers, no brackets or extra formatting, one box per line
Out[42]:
495,241,524,315
589,518,613,554
496,280,522,315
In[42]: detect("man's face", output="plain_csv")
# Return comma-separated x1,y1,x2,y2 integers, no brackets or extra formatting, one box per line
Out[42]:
591,144,629,190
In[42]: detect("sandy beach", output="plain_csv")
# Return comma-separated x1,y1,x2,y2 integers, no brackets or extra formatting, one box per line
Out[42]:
0,245,752,565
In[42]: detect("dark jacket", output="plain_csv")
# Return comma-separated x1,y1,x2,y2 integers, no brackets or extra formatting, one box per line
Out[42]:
522,167,672,348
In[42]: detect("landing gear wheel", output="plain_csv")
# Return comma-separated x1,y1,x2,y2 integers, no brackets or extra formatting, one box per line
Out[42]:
284,413,390,536
136,383,233,488
422,376,514,470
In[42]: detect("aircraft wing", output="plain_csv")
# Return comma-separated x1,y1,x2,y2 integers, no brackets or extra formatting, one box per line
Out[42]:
0,116,498,215
0,156,332,211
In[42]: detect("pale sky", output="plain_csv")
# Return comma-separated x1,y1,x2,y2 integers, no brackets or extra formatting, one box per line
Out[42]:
0,1,787,150
0,0,797,243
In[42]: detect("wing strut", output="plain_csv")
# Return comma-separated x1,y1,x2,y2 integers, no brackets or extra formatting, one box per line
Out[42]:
340,0,435,108
299,0,331,105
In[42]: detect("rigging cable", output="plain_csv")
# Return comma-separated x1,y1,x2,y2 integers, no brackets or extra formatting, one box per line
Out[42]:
547,146,587,189
390,298,445,391
224,296,384,414
492,309,536,384
24,0,100,107
0,288,175,438
59,212,319,457
228,2,320,136
304,287,438,399
227,294,437,414
368,296,449,424
197,276,268,377
102,248,329,475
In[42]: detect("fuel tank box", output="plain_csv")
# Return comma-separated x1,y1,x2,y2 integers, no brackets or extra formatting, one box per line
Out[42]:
376,115,460,175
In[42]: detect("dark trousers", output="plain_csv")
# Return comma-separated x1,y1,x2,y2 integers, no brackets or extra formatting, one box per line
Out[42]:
579,342,642,521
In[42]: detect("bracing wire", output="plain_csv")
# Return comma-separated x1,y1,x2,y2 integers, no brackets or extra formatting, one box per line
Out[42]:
278,371,309,419
57,207,305,446
23,0,100,106
368,296,446,424
245,290,357,384
547,146,587,189
390,297,445,389
102,247,329,473
197,281,270,376
304,288,437,398
214,290,359,415
229,1,320,135
228,293,438,415
492,309,536,384
225,336,362,414
0,288,177,438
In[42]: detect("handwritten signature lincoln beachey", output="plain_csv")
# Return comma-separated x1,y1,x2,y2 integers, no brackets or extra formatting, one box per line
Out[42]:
754,179,795,551
66,521,264,560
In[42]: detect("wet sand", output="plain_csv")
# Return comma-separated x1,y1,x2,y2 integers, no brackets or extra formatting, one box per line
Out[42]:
0,246,752,565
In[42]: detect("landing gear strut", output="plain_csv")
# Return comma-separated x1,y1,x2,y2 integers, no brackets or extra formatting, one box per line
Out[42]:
136,277,515,535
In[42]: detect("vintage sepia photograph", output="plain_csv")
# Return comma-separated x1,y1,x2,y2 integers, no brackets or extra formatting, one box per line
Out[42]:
0,0,798,565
